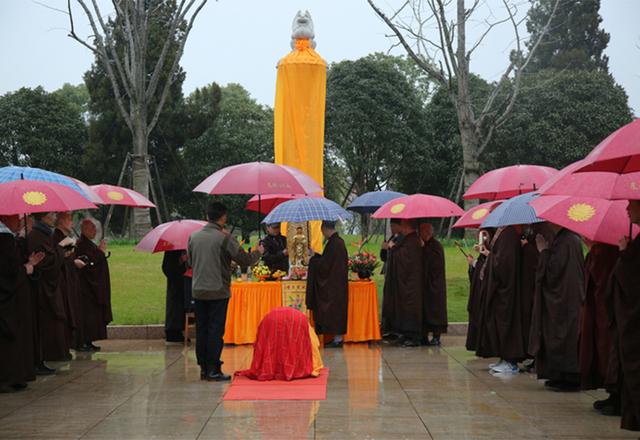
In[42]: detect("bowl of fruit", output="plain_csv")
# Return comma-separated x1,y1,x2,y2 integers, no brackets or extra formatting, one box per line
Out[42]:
271,270,287,280
252,263,271,281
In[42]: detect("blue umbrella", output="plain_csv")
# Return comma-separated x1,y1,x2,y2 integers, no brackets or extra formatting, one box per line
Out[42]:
347,190,406,214
0,166,89,199
481,192,544,228
262,197,352,224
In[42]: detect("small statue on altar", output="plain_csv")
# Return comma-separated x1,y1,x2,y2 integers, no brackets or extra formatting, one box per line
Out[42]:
290,226,309,268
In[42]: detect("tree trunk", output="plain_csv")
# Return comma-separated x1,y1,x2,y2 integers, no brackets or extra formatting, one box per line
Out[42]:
131,120,152,238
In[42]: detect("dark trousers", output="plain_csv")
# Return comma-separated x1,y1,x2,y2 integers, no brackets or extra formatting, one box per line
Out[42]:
194,298,229,372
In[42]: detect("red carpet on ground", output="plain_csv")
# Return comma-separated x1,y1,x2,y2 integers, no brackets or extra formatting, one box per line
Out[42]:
223,368,329,401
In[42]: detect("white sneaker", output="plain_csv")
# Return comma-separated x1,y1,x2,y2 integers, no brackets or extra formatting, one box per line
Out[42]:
488,360,503,369
491,361,519,374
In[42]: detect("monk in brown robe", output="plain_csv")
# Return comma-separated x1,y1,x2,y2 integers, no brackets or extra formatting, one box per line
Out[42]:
578,240,619,415
419,222,447,346
529,225,584,391
306,221,349,348
608,200,640,431
162,250,187,343
520,227,539,368
476,226,526,374
28,212,71,363
0,215,44,392
53,212,86,351
76,219,113,351
383,219,424,347
465,229,492,351
381,219,403,338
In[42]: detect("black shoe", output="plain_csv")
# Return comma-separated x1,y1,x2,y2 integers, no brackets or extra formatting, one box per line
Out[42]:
598,403,622,416
200,369,207,380
593,394,619,410
62,352,73,361
165,335,185,343
89,343,101,351
427,337,441,346
382,332,400,340
10,383,27,391
206,371,231,382
545,380,579,392
35,362,56,376
401,339,421,347
324,340,343,348
76,344,93,352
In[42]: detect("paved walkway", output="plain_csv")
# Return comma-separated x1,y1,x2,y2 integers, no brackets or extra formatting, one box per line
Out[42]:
0,337,635,439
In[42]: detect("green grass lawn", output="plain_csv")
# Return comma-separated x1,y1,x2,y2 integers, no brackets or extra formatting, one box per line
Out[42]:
108,234,471,325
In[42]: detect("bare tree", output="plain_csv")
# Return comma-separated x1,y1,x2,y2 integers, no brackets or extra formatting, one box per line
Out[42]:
367,0,560,209
67,0,207,237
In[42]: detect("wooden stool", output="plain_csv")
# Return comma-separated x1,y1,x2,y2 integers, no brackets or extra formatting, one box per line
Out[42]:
184,312,196,347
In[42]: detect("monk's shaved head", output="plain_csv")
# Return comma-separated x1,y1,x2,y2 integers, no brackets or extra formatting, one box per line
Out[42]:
81,218,97,239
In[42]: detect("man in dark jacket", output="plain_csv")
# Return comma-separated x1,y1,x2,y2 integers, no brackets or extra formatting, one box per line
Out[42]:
261,223,289,273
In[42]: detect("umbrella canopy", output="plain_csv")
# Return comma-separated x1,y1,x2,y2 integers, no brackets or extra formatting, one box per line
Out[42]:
538,160,640,201
91,184,156,208
0,179,97,215
371,194,464,219
193,162,322,195
69,177,104,204
135,220,207,253
530,195,638,246
262,197,352,224
577,118,640,173
463,165,558,201
0,165,91,200
481,192,544,228
347,190,406,214
245,193,315,215
452,200,504,229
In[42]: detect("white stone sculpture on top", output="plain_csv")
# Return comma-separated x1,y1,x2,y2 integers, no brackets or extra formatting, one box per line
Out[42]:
290,10,316,49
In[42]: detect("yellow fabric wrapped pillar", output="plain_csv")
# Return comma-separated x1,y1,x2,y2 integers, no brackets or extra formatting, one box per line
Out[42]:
274,38,326,252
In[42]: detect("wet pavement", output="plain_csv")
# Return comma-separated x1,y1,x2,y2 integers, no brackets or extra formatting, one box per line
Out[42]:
0,336,635,439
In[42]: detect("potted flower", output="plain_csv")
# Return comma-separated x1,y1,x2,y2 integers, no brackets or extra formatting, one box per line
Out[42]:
348,251,379,280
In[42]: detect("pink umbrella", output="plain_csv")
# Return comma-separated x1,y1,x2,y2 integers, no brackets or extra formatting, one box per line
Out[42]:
135,220,207,253
372,194,465,219
452,200,504,229
578,118,640,173
463,165,558,201
245,193,318,215
0,179,97,215
193,162,322,195
69,177,104,204
529,195,639,246
91,184,156,208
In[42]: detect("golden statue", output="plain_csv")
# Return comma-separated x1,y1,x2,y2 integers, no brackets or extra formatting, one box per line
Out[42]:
288,225,309,267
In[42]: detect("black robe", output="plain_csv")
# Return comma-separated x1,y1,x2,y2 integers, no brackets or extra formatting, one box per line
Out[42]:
162,250,186,338
383,232,424,337
306,233,349,335
520,240,539,356
529,228,584,383
476,226,526,361
262,234,289,273
27,225,69,361
0,232,36,385
76,235,112,342
381,233,403,330
466,253,487,351
52,228,82,348
422,238,447,334
609,235,640,431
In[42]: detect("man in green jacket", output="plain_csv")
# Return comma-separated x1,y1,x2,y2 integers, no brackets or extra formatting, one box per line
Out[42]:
188,202,263,381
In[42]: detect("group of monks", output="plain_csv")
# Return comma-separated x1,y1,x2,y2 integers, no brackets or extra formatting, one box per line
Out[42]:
0,211,112,393
381,219,448,347
463,200,640,433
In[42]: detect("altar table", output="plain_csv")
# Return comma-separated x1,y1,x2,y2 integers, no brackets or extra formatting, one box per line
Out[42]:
223,280,381,344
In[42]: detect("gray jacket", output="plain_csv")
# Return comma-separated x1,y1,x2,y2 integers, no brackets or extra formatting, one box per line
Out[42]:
188,222,261,300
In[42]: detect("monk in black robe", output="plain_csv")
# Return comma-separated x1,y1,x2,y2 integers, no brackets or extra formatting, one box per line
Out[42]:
28,212,71,363
529,225,584,391
261,223,289,273
476,226,526,373
76,219,113,351
520,227,539,364
419,222,447,345
608,200,640,431
383,219,424,347
0,215,43,391
53,212,85,350
465,229,492,351
306,221,348,348
162,250,187,342
381,219,403,338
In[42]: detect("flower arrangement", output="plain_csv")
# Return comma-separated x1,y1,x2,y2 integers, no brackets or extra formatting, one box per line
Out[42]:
348,252,379,280
289,266,308,280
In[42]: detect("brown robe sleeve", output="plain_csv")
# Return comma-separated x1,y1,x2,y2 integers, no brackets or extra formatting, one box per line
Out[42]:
423,238,447,329
27,229,66,319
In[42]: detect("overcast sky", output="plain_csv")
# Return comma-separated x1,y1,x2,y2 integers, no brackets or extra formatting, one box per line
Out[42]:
1,0,638,114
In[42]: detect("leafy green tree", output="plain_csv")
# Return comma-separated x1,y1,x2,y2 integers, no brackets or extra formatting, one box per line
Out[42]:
0,87,86,177
527,0,610,71
182,84,273,238
486,69,632,169
53,83,90,119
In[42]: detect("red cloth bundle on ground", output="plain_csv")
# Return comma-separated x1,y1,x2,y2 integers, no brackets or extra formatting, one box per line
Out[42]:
235,307,314,381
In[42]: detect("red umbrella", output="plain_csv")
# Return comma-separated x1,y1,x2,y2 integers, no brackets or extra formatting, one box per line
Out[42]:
245,193,318,215
372,194,464,219
193,162,322,195
529,195,639,246
135,220,207,253
452,200,504,229
463,165,558,200
91,184,156,208
0,179,97,215
578,118,640,173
